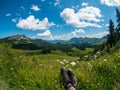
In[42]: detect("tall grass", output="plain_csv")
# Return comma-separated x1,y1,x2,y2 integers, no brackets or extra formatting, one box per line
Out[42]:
0,44,120,90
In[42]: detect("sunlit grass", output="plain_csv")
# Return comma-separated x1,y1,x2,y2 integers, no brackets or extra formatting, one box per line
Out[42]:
0,44,120,90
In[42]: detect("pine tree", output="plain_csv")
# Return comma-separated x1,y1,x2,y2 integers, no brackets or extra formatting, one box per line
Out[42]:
116,8,120,41
107,19,115,47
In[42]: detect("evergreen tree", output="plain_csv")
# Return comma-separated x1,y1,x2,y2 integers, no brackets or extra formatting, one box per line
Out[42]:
116,8,120,30
107,19,115,47
116,8,120,41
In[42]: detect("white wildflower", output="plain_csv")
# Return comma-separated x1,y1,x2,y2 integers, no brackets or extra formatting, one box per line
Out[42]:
57,59,59,62
104,59,107,62
50,65,52,68
60,61,64,65
87,62,90,65
94,55,97,59
65,60,69,63
97,52,100,54
76,57,79,59
84,55,88,58
70,62,76,66
63,59,66,62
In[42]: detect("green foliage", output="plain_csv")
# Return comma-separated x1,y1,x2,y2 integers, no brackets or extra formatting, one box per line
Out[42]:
107,8,120,47
0,43,120,90
107,19,116,47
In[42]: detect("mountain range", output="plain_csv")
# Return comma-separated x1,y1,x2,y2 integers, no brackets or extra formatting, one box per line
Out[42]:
0,35,107,46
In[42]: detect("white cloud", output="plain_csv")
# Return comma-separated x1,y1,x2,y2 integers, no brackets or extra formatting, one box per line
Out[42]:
71,5,79,9
71,29,86,37
31,5,40,11
11,18,17,23
105,23,109,27
41,0,45,1
6,13,11,16
37,30,51,37
88,31,109,38
20,6,26,10
54,0,60,6
48,29,85,40
74,29,85,33
16,15,55,30
78,6,102,22
60,6,102,28
100,0,120,6
35,29,85,40
81,2,89,7
36,30,108,40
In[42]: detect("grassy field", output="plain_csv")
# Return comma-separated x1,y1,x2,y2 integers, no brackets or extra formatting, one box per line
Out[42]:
0,44,120,90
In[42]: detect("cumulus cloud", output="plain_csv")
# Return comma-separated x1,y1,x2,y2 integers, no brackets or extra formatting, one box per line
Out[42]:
31,5,40,11
37,30,51,37
88,31,109,38
71,29,86,37
100,0,120,6
54,0,60,6
16,15,55,30
60,6,102,28
81,2,89,7
48,29,85,40
20,6,26,10
11,18,17,23
35,28,85,40
6,13,11,16
71,5,79,9
36,30,108,40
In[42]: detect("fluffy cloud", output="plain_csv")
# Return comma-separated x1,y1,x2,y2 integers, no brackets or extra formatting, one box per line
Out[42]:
70,29,85,37
81,2,89,7
35,29,85,40
37,30,51,37
60,6,102,28
88,31,109,38
31,5,40,11
49,29,85,40
11,18,17,23
54,0,60,6
100,0,120,6
6,13,11,16
20,6,26,10
16,15,55,30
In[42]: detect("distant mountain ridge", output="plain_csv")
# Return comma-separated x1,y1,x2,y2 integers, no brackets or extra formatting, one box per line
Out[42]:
68,36,107,45
0,35,51,45
48,36,107,45
0,35,107,46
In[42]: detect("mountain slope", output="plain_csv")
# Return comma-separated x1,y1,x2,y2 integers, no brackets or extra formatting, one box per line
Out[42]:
61,36,107,45
0,35,51,45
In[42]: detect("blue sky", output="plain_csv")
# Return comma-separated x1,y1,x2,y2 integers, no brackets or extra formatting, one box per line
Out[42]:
0,0,120,40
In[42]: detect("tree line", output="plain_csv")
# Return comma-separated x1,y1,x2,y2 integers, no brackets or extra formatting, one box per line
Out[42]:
107,8,120,47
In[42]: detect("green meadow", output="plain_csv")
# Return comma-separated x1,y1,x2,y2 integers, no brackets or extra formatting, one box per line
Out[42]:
0,43,120,90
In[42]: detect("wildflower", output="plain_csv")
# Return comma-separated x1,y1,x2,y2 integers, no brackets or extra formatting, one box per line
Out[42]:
76,57,79,59
70,62,76,66
10,67,14,71
94,55,97,59
63,59,66,62
104,59,107,62
57,59,59,62
84,55,88,58
50,65,52,68
97,51,100,54
87,63,91,66
60,61,64,65
65,60,68,63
